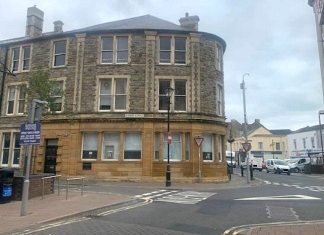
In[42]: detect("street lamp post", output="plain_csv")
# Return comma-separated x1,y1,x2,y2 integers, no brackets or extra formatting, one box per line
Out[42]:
318,110,324,167
227,129,235,180
240,73,250,184
165,87,174,187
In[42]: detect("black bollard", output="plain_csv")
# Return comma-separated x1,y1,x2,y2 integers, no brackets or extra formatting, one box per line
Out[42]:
250,165,254,180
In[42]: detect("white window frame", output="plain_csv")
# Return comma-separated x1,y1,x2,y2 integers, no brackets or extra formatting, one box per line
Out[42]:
81,133,98,160
0,132,21,167
11,45,31,72
6,84,26,116
50,80,64,113
302,138,306,149
275,142,280,151
124,132,142,160
163,132,181,161
216,83,224,116
53,40,67,67
154,133,160,161
158,79,187,112
97,76,128,112
100,36,129,64
218,135,223,162
102,132,120,161
202,134,214,162
258,142,263,150
215,43,223,71
311,137,315,148
158,36,187,65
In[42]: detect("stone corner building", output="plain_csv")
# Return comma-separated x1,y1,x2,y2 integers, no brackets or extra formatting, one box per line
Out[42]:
0,7,228,183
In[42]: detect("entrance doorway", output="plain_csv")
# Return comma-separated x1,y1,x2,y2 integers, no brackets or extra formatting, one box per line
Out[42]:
44,139,58,174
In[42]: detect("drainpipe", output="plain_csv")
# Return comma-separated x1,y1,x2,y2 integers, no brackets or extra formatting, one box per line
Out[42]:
0,47,9,115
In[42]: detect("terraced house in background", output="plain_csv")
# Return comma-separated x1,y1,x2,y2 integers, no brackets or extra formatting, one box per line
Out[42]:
0,6,227,182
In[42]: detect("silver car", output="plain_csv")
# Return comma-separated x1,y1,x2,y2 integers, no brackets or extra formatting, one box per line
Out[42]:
288,158,310,173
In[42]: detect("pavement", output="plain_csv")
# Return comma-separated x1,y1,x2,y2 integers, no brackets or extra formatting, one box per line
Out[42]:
0,173,323,235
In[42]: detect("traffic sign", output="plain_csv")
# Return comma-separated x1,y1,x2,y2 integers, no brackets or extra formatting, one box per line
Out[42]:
194,137,204,147
242,142,251,152
167,131,172,144
20,123,41,145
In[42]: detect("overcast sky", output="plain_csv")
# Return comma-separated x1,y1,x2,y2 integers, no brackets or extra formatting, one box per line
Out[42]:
0,0,322,131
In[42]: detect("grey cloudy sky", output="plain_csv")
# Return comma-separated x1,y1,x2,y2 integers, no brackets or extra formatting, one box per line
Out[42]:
0,0,321,131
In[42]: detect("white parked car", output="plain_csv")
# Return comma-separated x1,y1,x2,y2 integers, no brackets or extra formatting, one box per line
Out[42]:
266,159,290,175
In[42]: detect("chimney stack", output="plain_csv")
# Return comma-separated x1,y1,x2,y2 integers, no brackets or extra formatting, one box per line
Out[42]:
25,5,44,37
179,12,200,31
54,20,64,33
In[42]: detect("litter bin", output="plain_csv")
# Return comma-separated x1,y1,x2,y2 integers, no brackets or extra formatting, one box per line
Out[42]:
0,168,14,204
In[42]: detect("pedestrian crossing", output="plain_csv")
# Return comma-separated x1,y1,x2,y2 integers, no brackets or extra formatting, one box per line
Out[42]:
135,190,215,204
265,181,324,192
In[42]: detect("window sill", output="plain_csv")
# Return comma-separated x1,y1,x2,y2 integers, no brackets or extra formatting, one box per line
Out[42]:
52,65,67,68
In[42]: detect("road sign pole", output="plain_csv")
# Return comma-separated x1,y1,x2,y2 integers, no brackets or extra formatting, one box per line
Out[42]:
21,100,36,216
21,99,48,216
194,137,204,183
198,146,202,183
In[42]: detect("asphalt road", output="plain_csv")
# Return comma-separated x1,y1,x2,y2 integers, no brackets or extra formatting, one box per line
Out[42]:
16,171,324,235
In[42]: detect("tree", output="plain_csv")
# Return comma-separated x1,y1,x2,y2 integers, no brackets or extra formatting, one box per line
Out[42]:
26,69,64,113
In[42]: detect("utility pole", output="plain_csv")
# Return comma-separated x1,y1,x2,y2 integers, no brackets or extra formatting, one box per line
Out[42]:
272,139,275,159
241,73,250,184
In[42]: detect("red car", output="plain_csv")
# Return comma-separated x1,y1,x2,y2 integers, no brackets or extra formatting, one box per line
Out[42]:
262,162,266,169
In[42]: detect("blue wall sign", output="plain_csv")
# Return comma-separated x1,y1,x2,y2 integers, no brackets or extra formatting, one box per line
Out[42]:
20,123,41,145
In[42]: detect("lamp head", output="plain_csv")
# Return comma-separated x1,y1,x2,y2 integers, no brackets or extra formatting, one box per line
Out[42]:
165,87,174,97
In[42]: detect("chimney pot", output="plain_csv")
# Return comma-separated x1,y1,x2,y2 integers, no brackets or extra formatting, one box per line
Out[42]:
54,20,64,33
179,13,199,31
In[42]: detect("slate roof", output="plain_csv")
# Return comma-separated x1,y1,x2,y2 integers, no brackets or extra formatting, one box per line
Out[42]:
71,15,190,33
0,14,226,51
293,125,324,133
269,129,292,135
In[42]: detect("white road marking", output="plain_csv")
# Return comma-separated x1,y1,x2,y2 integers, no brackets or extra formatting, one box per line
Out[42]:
235,195,321,201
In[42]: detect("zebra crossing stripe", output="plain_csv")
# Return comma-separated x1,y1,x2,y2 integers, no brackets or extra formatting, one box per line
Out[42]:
266,182,324,192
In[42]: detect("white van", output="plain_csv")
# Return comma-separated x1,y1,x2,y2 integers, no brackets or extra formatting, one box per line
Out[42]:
266,159,290,175
251,156,263,172
226,151,236,168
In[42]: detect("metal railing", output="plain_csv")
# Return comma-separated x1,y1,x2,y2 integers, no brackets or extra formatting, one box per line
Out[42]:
65,177,85,200
41,175,61,199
